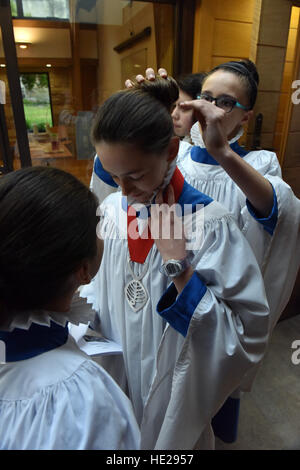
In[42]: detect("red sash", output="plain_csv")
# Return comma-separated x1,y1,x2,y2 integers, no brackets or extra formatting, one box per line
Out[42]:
127,167,184,263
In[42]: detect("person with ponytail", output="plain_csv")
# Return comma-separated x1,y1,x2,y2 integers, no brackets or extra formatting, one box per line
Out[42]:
0,166,139,450
139,62,300,444
178,59,300,350
80,76,270,449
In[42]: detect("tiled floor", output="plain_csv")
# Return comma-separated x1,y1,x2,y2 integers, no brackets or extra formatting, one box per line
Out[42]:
215,314,300,450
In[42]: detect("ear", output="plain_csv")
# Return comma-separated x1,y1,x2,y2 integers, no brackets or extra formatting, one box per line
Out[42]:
241,109,253,125
167,136,180,162
75,260,92,286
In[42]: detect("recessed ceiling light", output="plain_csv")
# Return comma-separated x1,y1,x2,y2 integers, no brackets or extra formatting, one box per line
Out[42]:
16,42,32,49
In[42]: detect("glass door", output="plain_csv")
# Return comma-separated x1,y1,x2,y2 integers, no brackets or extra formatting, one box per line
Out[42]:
0,0,189,185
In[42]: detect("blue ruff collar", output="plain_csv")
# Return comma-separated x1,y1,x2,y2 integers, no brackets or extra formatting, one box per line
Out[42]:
191,141,249,165
0,321,68,362
94,156,118,188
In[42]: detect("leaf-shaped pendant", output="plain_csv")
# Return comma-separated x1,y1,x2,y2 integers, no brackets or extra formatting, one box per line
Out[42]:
125,279,148,312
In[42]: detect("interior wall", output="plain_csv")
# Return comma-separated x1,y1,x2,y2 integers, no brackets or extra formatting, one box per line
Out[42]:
193,0,255,72
247,0,292,151
274,7,299,158
97,2,157,105
281,7,300,199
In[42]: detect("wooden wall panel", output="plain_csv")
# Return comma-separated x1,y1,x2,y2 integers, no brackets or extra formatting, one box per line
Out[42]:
193,0,254,73
258,0,291,47
214,0,255,22
274,6,299,156
212,20,252,58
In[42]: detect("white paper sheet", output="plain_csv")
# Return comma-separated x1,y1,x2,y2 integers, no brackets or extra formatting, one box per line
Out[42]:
68,323,122,356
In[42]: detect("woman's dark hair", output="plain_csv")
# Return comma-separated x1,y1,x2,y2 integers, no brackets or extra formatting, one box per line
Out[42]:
203,59,259,109
92,76,179,154
176,72,205,99
0,166,98,313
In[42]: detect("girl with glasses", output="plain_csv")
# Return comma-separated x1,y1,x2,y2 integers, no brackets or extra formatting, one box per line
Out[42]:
169,60,300,443
80,76,270,449
178,59,299,335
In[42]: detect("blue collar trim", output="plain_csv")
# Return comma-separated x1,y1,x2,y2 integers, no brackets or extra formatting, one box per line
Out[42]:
177,180,213,211
94,155,118,188
121,178,213,219
191,141,249,165
0,321,68,362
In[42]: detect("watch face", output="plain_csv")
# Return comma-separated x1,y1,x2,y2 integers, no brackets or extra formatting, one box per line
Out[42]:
165,261,182,276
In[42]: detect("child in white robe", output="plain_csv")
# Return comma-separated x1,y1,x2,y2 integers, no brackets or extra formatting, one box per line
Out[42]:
176,60,300,363
85,64,300,443
0,166,140,450
171,72,204,145
80,77,270,449
170,61,300,442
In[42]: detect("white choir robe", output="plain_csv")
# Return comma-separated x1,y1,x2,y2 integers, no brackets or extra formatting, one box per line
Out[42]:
80,174,270,450
0,332,140,450
177,141,300,390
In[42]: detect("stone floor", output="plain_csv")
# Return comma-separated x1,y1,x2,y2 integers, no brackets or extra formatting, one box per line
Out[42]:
215,314,300,450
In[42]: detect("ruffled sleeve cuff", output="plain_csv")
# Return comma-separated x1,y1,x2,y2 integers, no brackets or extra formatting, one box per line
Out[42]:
246,184,278,235
156,272,207,337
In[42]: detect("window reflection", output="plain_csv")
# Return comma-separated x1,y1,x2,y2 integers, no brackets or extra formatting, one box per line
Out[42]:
1,1,175,184
12,0,70,20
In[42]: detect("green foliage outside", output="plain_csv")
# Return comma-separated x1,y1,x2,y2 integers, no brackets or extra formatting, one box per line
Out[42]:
24,103,53,132
21,73,53,132
10,1,17,17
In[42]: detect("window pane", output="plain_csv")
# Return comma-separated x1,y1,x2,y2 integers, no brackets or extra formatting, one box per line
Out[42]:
22,0,70,19
10,0,18,17
4,0,175,187
20,73,53,132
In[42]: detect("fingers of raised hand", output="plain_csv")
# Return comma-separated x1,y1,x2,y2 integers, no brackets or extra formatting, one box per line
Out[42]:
158,68,168,79
125,68,168,88
125,79,134,88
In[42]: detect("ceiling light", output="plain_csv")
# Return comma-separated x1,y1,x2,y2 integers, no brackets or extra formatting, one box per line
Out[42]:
16,42,32,49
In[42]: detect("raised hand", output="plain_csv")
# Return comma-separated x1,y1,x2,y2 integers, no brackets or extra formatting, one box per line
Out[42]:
125,67,168,88
179,99,230,160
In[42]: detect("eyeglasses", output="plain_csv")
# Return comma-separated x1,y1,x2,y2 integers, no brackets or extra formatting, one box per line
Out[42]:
197,93,250,113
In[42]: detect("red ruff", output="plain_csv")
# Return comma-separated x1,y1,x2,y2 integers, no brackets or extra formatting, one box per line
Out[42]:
127,167,184,263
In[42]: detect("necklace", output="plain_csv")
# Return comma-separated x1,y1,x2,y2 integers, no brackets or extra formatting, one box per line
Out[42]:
125,257,150,312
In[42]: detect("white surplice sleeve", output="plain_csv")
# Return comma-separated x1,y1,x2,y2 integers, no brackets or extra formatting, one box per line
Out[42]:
141,206,270,449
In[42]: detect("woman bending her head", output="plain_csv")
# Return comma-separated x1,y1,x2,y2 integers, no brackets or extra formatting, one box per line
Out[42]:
80,75,270,449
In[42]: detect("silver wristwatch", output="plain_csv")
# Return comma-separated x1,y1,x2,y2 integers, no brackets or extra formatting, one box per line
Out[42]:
159,257,190,278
